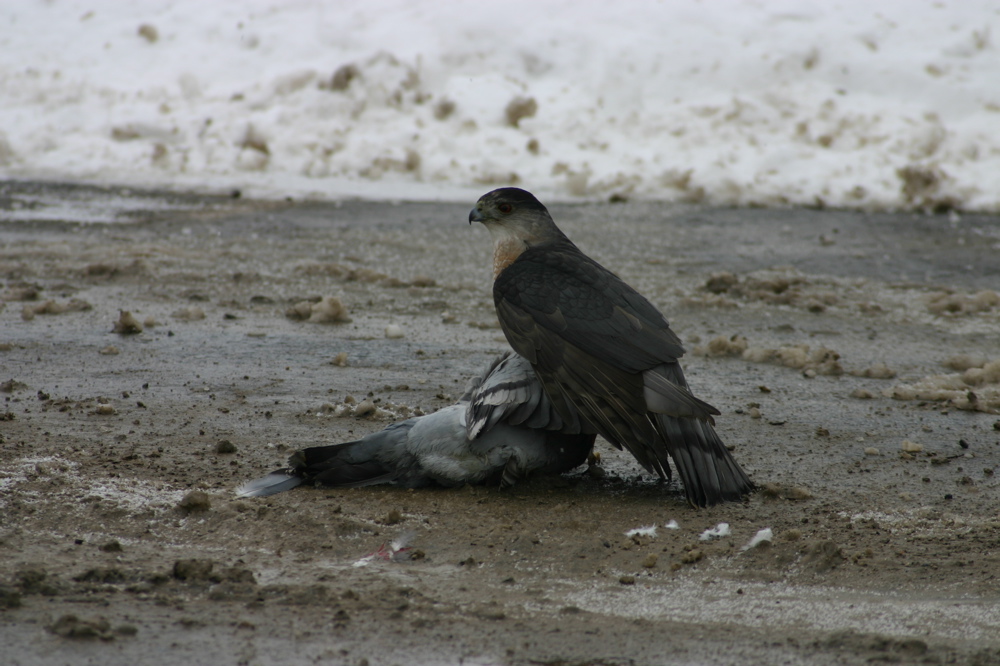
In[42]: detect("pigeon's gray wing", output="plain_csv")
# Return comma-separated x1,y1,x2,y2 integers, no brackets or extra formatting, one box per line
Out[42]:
464,351,577,439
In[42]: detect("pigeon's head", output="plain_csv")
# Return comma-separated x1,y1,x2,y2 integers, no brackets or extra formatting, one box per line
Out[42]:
469,188,564,245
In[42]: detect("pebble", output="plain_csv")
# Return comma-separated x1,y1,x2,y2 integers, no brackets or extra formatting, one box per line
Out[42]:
215,440,237,454
641,554,658,569
173,558,215,581
112,310,143,335
385,324,405,339
49,614,113,640
901,440,923,453
864,447,880,456
383,509,404,525
99,540,123,553
172,306,205,321
680,549,703,564
178,490,211,513
0,586,22,609
353,399,377,417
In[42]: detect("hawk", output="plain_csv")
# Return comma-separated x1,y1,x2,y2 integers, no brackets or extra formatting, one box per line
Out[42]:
470,187,754,507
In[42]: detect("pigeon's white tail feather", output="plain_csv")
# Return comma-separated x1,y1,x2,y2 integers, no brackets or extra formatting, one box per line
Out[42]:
235,471,303,498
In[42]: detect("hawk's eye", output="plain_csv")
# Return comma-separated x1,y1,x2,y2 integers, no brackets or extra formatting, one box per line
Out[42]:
497,203,513,214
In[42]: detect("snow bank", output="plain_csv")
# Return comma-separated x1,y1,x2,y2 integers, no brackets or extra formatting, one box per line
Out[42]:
1,0,998,209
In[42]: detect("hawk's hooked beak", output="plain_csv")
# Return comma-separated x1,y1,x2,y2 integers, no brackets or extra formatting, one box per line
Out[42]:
469,207,484,224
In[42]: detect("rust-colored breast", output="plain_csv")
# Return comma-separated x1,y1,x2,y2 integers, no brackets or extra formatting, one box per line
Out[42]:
492,238,525,279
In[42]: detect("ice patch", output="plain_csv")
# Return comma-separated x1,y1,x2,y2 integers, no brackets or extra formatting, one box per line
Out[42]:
0,455,186,513
565,579,1000,642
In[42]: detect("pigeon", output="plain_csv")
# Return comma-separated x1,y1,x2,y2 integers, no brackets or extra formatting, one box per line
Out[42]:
236,351,595,497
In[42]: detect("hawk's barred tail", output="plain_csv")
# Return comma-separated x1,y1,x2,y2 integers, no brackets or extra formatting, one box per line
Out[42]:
653,414,756,508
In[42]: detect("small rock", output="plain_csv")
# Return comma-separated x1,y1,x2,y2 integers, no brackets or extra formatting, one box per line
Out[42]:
783,486,813,500
331,352,348,367
115,624,139,637
901,440,923,453
173,559,214,581
641,554,658,569
0,585,22,609
385,324,405,339
112,310,143,335
801,540,844,573
94,403,116,415
99,345,120,356
99,540,123,553
310,297,351,323
172,306,206,321
0,379,28,393
137,23,159,43
864,447,880,456
383,509,404,525
284,301,314,320
618,575,635,585
761,483,813,500
353,399,377,418
177,490,211,513
49,614,112,640
850,362,896,379
680,549,703,564
215,440,237,454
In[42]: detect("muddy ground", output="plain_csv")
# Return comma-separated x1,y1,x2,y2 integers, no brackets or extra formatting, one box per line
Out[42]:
1,181,999,665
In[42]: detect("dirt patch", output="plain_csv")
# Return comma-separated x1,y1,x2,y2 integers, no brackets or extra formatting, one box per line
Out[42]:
1,184,999,665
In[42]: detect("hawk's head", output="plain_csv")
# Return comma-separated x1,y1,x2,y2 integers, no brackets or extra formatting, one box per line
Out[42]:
469,188,565,247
